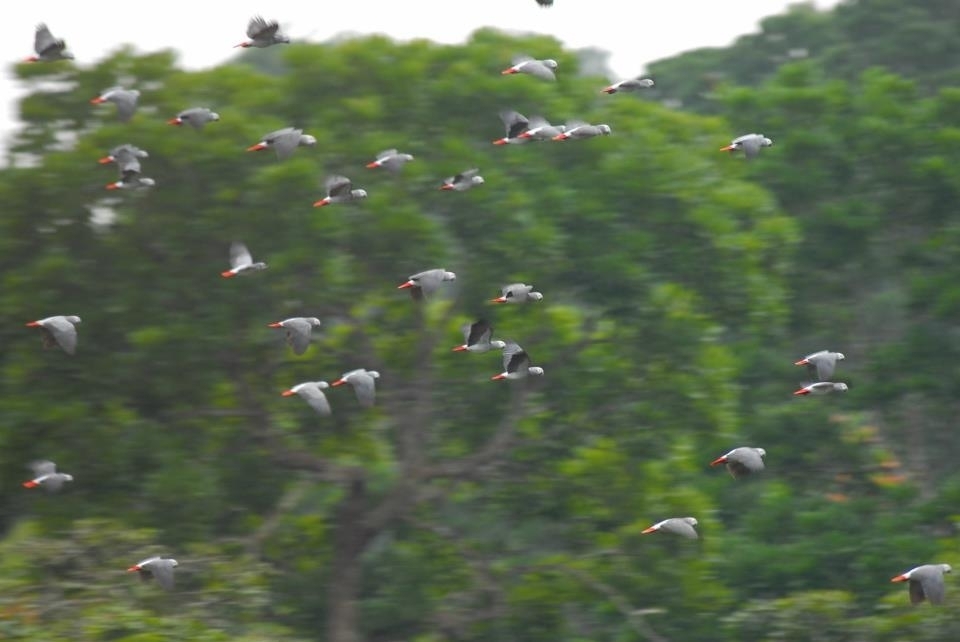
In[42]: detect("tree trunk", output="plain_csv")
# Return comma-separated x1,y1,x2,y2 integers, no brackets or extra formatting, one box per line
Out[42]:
326,478,370,642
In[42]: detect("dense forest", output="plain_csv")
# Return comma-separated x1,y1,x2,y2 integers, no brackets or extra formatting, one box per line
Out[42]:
2,1,960,640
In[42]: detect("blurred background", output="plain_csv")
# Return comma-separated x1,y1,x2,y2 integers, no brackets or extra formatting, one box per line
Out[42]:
3,0,960,640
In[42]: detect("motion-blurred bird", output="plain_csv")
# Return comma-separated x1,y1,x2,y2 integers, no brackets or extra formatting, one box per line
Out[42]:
891,564,952,605
398,269,457,301
793,382,848,396
439,168,484,191
452,319,506,353
281,381,332,416
795,350,845,382
710,447,766,479
516,116,565,141
268,317,322,355
553,122,612,141
491,342,544,380
98,144,148,166
235,16,290,48
366,149,414,172
221,242,267,278
24,24,73,62
501,55,558,81
602,77,654,94
314,175,368,207
168,107,220,129
247,127,316,160
90,87,140,122
493,110,531,145
641,517,699,539
331,369,380,408
721,133,773,159
491,283,543,304
22,460,73,491
127,557,178,591
25,315,81,355
106,167,155,191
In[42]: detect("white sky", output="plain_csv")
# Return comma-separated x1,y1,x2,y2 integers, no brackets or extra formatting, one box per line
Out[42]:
4,0,839,152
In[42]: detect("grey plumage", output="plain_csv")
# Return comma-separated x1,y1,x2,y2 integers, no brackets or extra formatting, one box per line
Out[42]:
23,460,74,491
332,369,380,408
711,447,766,479
602,77,654,94
892,564,952,605
492,283,543,304
30,24,73,62
283,381,332,416
315,175,368,206
493,110,530,144
368,149,414,172
238,16,290,48
170,107,220,129
269,317,322,355
555,121,612,140
398,268,457,301
795,350,845,381
91,87,140,122
453,319,507,353
249,127,316,160
493,342,545,380
222,242,267,277
440,168,484,191
26,315,81,355
503,55,558,81
129,556,178,591
642,517,699,539
722,133,773,159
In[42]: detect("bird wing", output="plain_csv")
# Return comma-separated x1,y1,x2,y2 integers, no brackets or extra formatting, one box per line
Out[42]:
502,342,530,373
909,578,927,604
299,384,332,416
283,318,313,355
525,61,556,81
499,110,529,138
30,460,57,476
45,316,78,354
377,149,398,161
350,373,377,408
814,355,837,381
149,560,176,591
663,519,699,539
919,569,946,604
247,15,279,40
229,242,253,269
268,128,300,160
34,24,63,56
511,54,535,66
325,175,352,197
411,269,443,297
113,91,139,122
467,320,493,346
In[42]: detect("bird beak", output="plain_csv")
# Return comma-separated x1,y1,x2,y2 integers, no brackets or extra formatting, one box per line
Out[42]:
267,322,283,328
167,118,182,126
331,379,346,387
281,390,296,396
220,271,235,278
641,526,657,534
793,359,809,365
97,156,114,164
397,281,414,289
720,145,735,151
490,373,507,381
246,142,267,152
490,297,507,303
89,97,106,104
126,566,141,572
312,199,329,208
452,345,468,352
365,161,379,168
890,575,908,583
793,388,809,396
710,457,727,466
25,321,40,327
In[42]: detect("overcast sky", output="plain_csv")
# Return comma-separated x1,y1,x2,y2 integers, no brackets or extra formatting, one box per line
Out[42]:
4,0,839,151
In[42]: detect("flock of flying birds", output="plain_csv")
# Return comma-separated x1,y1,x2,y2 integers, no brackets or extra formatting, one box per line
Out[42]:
14,13,951,606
